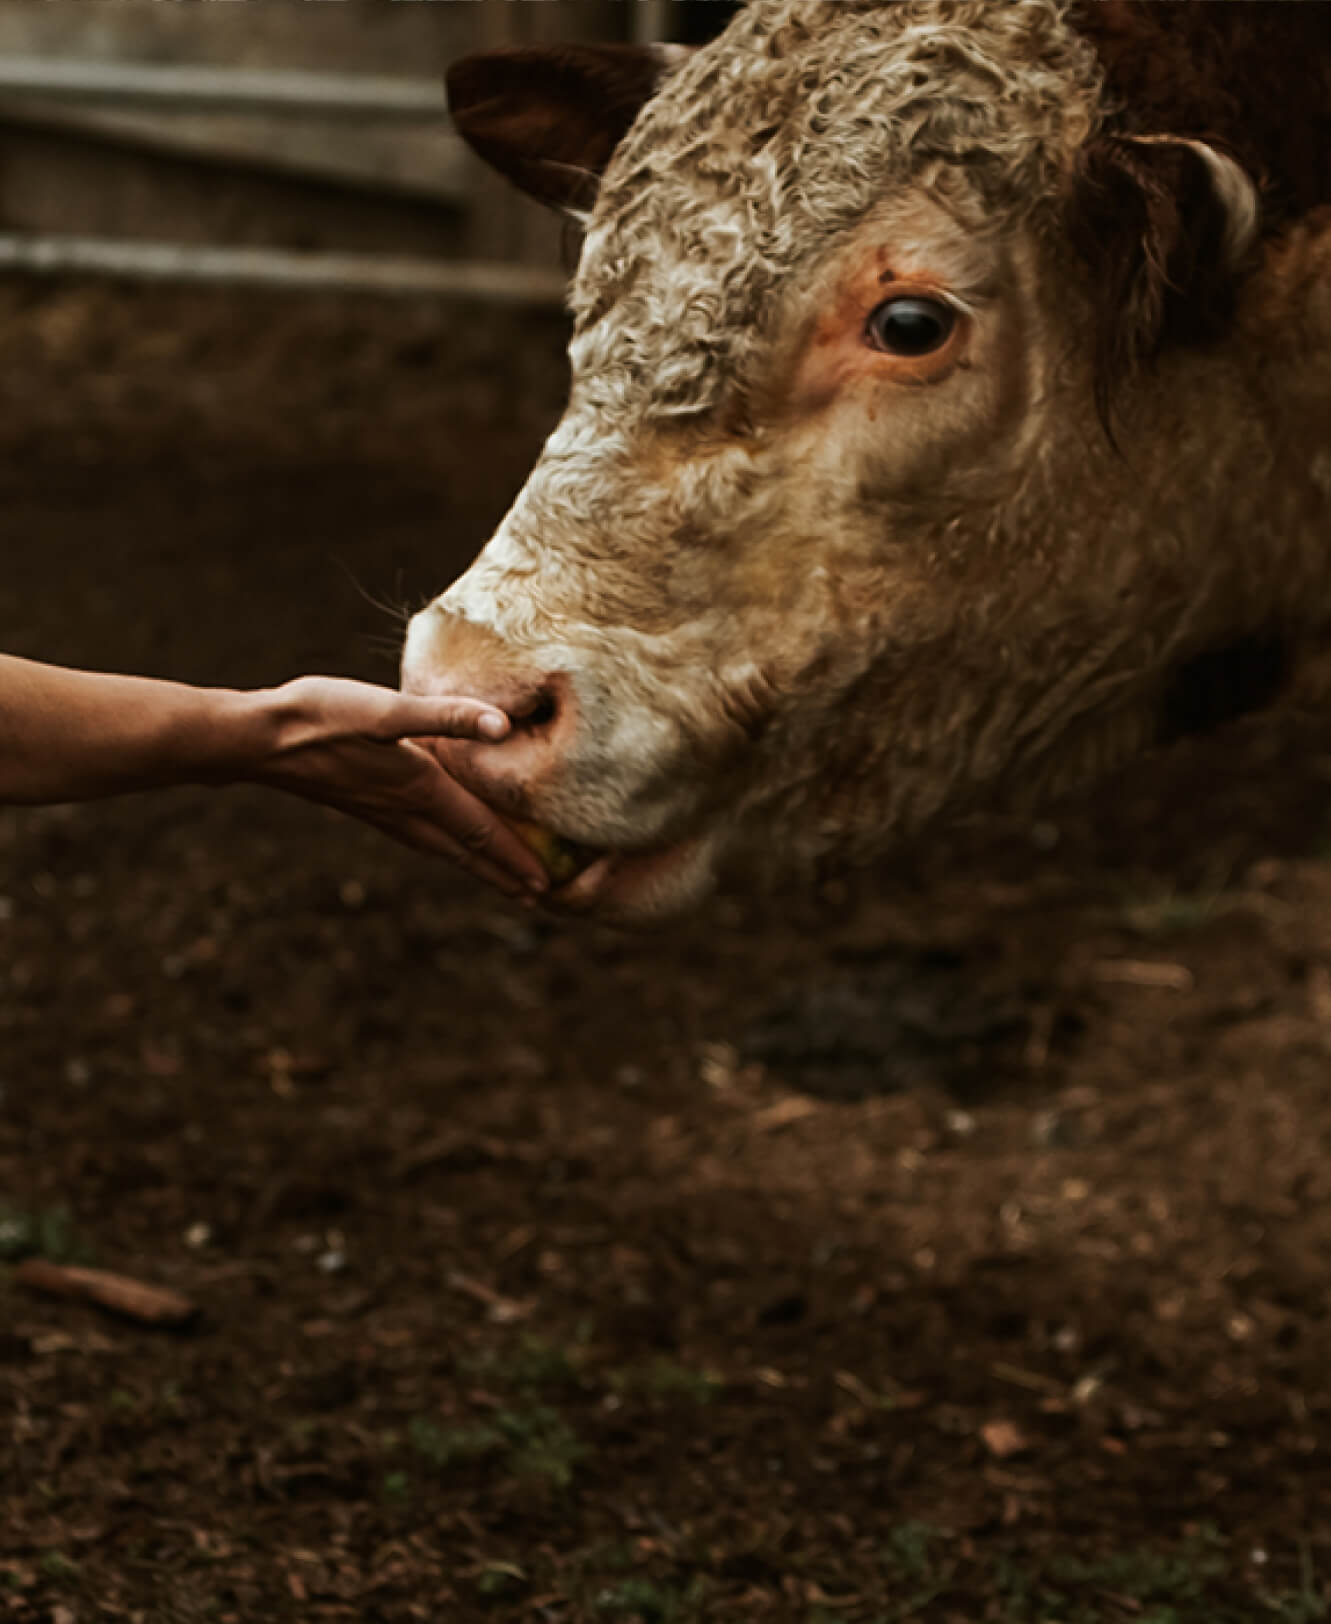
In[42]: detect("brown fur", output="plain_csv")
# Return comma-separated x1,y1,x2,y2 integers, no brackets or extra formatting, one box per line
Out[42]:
1071,1,1331,227
446,45,675,215
408,3,1331,922
1067,2,1331,404
1068,134,1249,422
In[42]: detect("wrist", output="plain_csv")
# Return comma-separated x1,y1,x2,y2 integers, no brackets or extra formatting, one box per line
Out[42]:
177,686,279,785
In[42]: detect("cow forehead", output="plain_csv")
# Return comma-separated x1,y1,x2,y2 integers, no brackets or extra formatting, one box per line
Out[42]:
568,0,1102,424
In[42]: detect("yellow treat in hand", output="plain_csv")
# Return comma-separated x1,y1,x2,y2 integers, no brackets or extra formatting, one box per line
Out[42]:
508,818,591,885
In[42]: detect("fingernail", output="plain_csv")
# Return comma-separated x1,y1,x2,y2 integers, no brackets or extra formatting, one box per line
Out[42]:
478,712,508,741
526,873,549,894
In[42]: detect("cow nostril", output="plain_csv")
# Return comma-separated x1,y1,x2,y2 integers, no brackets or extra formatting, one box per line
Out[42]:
511,690,559,732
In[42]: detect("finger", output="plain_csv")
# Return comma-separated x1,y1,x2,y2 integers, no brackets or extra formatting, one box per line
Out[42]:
446,843,535,898
462,853,544,901
362,813,535,899
432,785,550,891
411,763,548,888
300,737,551,891
380,693,511,743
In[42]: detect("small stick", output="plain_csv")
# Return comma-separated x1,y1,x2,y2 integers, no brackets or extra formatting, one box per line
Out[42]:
14,1259,198,1327
1092,958,1194,992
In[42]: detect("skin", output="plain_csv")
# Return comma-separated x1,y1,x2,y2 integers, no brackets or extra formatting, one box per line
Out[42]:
0,655,549,899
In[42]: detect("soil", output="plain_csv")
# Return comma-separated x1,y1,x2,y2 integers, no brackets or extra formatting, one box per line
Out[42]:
2,279,1331,1624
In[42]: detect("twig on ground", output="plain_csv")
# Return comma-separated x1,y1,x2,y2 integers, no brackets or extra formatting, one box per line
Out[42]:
14,1259,198,1326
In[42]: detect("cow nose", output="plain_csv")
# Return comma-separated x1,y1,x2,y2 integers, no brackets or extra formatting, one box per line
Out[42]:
401,604,573,799
489,672,575,764
455,672,578,809
507,683,561,735
403,605,562,721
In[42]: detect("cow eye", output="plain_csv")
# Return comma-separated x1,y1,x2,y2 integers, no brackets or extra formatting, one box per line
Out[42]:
865,296,956,357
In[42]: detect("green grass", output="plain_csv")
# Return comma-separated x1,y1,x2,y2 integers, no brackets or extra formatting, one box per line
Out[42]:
849,1525,1330,1624
494,1404,587,1488
877,1521,953,1619
611,1356,724,1405
406,1415,505,1471
37,1552,79,1584
989,1527,1324,1624
0,1204,93,1264
102,1381,189,1424
1119,886,1229,937
347,1522,1328,1624
1048,1524,1225,1603
498,1334,582,1391
1257,1543,1327,1624
461,1333,583,1393
593,1576,708,1621
883,1521,946,1578
403,1403,587,1489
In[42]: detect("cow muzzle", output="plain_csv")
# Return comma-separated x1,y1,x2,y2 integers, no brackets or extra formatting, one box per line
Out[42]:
402,600,723,918
401,604,576,817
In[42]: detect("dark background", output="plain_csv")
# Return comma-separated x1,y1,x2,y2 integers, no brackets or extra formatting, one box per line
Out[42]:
1,0,1331,1617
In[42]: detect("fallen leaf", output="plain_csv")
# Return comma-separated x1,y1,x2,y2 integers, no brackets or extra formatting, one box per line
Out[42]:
1093,959,1193,992
980,1419,1030,1459
447,1271,532,1323
751,1097,820,1132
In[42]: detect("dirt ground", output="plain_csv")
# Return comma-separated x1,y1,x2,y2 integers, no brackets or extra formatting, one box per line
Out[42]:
2,280,1331,1624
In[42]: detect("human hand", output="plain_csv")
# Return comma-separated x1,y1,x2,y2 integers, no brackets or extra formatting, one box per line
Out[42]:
241,676,547,898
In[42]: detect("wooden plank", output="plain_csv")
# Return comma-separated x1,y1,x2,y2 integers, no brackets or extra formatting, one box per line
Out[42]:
0,54,447,117
0,97,469,205
0,231,569,306
633,2,674,43
0,120,467,258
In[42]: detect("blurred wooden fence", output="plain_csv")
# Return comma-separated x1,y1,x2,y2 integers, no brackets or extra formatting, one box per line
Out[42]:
0,0,714,306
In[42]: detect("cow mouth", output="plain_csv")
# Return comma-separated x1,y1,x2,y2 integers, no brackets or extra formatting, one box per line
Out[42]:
503,816,713,920
554,839,712,918
505,817,599,887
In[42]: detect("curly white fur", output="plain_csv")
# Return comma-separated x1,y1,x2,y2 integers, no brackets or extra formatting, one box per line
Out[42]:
569,0,1102,423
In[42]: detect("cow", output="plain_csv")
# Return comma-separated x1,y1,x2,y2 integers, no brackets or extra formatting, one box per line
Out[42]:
402,0,1331,922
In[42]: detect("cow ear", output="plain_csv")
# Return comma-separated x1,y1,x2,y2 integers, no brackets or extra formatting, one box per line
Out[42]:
446,44,689,217
1068,133,1260,417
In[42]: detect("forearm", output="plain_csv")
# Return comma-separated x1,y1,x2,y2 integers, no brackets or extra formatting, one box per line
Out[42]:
0,654,266,803
0,657,548,892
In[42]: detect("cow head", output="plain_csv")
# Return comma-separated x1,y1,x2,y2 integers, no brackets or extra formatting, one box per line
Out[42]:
405,0,1329,920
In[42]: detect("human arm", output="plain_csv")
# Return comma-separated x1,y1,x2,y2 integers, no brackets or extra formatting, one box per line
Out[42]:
0,656,547,896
